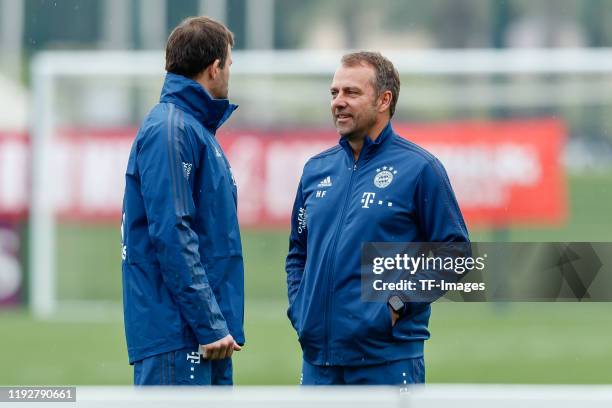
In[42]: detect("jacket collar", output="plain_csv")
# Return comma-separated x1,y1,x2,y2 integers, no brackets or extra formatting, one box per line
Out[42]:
159,72,238,133
339,121,394,163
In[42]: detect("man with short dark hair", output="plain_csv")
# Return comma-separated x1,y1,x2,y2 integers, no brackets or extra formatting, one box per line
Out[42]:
286,52,469,385
122,16,244,386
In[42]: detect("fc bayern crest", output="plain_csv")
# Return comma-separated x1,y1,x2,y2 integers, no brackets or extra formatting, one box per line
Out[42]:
374,166,397,188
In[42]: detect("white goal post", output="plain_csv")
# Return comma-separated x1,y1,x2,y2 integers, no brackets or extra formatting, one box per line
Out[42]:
29,48,612,318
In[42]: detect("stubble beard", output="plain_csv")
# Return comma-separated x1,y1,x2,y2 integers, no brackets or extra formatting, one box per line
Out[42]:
211,79,229,100
215,87,228,100
337,111,377,143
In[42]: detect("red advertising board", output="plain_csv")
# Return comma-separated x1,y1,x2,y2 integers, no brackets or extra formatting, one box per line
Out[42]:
0,119,566,228
395,119,567,226
0,131,28,221
0,223,22,306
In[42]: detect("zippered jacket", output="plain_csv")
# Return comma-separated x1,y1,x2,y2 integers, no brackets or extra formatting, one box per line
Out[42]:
122,73,244,364
286,123,469,366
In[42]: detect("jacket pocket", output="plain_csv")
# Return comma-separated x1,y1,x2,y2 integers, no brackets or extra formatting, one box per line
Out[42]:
356,302,393,341
287,279,307,335
391,303,431,341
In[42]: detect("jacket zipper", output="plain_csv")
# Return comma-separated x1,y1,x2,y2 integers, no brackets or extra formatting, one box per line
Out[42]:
323,160,358,365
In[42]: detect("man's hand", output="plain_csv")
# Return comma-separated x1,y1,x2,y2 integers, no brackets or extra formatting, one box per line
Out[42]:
389,307,400,327
201,334,242,360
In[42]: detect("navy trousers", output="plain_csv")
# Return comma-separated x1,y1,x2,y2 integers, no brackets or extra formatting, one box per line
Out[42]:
301,357,425,385
133,348,233,385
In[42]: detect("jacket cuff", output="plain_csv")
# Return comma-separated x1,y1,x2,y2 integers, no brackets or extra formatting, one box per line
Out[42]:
196,327,230,346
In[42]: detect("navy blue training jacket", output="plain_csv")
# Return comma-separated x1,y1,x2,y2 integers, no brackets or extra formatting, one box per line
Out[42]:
286,123,469,366
122,73,244,364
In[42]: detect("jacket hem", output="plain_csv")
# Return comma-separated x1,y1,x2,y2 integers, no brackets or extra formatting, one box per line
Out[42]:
128,339,199,365
301,340,424,367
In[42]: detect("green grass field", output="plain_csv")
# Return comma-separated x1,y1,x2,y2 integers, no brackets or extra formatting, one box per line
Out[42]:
1,173,611,385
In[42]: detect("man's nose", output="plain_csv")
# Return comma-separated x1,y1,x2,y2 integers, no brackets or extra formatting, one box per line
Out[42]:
332,94,347,110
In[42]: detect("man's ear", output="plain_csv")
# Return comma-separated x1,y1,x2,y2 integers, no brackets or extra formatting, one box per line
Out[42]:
207,59,222,80
378,90,392,113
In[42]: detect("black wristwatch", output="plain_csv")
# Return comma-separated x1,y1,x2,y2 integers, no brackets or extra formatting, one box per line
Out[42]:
388,295,405,315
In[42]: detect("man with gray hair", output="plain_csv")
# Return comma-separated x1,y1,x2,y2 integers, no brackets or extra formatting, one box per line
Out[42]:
285,52,469,385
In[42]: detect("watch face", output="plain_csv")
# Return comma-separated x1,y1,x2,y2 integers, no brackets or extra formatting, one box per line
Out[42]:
389,296,404,312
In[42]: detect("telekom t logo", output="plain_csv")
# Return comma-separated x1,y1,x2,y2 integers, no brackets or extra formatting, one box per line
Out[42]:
361,192,376,208
186,352,201,364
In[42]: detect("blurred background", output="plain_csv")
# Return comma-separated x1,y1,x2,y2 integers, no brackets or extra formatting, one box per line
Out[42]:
0,0,611,386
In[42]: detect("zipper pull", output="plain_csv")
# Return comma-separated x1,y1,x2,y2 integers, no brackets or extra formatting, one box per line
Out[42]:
353,163,357,171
